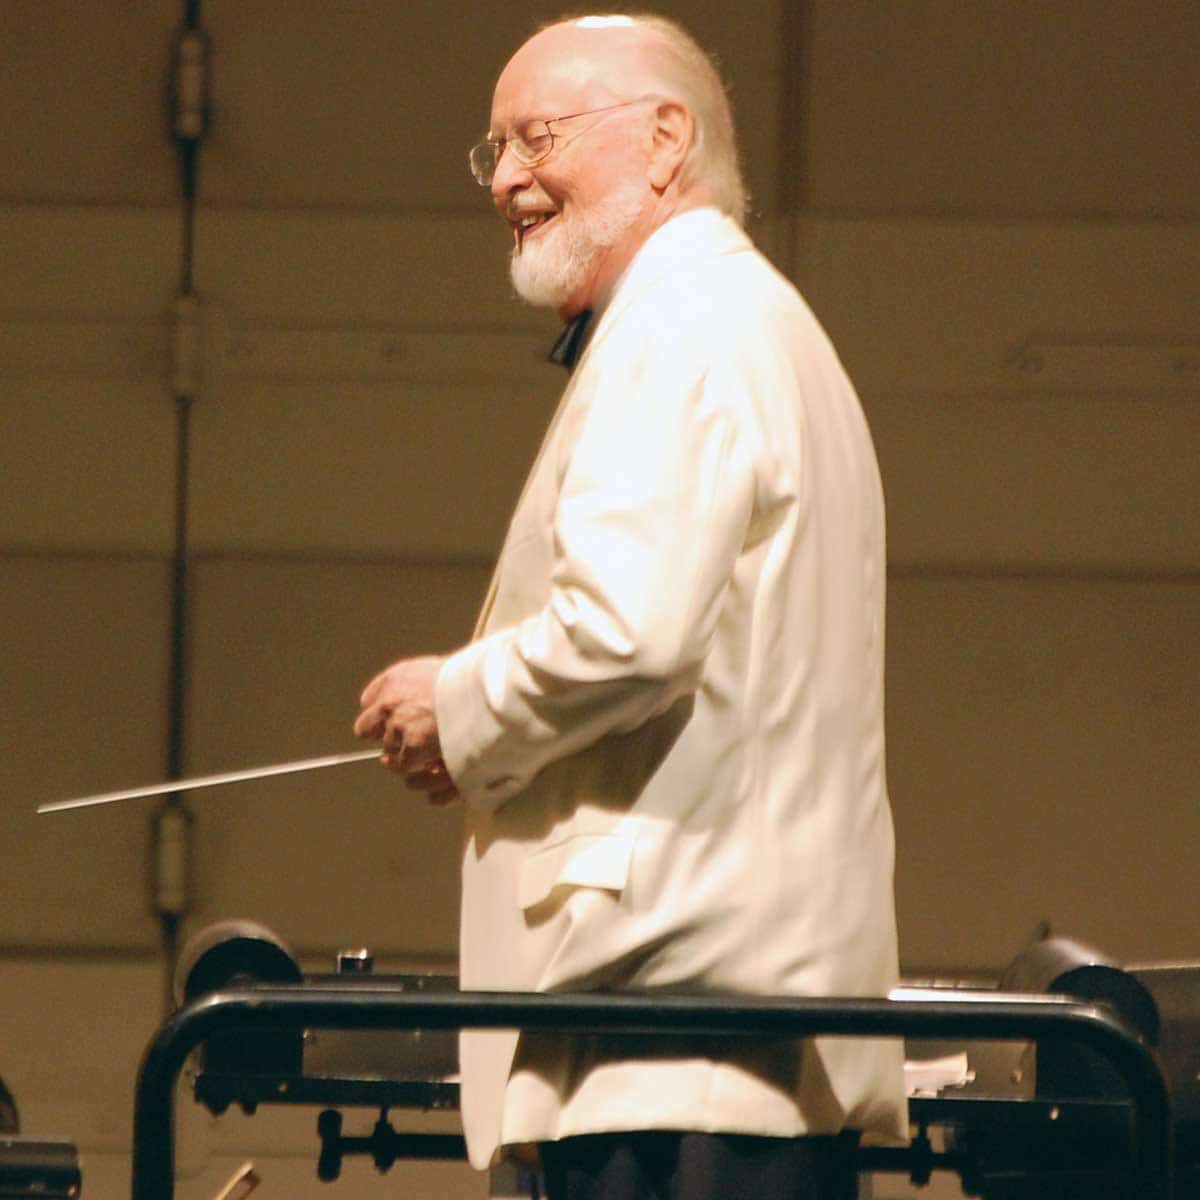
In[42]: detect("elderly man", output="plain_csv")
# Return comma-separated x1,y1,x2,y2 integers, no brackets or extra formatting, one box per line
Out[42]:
355,13,904,1199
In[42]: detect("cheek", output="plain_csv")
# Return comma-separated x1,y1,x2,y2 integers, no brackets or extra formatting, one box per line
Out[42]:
546,175,607,223
530,162,575,206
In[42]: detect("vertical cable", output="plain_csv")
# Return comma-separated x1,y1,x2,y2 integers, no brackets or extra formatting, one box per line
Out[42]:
157,0,210,1015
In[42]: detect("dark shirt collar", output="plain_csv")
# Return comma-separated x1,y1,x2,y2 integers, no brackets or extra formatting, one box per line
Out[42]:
548,308,594,370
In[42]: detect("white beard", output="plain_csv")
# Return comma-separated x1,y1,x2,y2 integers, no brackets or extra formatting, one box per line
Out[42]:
510,179,649,310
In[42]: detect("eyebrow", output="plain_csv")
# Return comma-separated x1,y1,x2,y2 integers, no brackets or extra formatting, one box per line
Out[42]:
487,113,538,140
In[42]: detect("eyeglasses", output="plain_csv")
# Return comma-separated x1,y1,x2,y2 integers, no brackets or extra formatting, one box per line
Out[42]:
469,97,657,187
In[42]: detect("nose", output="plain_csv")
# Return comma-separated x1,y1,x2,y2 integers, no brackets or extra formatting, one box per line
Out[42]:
490,143,533,206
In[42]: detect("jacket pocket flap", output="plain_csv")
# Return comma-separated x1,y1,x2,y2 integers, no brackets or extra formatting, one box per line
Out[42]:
517,833,635,910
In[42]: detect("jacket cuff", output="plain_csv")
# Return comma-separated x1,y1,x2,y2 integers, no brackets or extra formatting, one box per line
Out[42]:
435,636,523,812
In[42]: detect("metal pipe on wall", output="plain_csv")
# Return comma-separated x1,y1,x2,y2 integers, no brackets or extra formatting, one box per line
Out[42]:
154,0,212,1016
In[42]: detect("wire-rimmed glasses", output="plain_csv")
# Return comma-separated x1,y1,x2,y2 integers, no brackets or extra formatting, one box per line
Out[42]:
469,96,658,186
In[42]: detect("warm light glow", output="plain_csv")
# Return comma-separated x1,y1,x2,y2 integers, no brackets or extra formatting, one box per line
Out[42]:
575,15,636,29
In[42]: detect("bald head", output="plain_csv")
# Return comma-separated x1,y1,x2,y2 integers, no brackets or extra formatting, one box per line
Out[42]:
498,18,650,102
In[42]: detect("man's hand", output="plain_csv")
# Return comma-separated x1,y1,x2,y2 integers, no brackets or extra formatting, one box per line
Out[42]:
355,655,461,805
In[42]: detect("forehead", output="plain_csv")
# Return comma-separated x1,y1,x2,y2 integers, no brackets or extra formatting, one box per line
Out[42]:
489,26,639,131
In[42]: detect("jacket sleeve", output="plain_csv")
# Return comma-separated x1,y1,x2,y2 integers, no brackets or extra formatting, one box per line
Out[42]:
435,343,759,812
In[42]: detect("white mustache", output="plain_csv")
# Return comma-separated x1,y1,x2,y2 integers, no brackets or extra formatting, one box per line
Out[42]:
506,203,557,223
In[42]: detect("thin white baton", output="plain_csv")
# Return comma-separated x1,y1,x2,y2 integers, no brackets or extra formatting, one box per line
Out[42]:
37,748,381,814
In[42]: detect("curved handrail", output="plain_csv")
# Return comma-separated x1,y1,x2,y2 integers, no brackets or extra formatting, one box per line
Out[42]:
132,986,1173,1199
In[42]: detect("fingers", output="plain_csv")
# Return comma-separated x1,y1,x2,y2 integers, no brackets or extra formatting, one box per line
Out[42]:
381,748,447,786
355,666,397,738
381,715,406,757
353,706,378,741
355,656,452,804
358,670,386,709
377,750,459,805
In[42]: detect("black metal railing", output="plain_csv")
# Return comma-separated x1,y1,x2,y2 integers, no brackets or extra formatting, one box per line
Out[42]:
131,986,1174,1199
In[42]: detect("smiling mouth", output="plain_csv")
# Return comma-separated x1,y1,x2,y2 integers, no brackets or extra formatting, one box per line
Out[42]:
514,211,556,250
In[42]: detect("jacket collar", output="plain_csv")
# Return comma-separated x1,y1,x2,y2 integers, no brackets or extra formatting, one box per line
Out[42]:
589,208,750,347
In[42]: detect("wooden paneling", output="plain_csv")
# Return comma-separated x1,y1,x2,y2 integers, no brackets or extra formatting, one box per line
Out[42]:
870,391,1200,573
792,216,1200,572
0,556,170,949
0,379,177,553
0,2,180,204
799,0,1200,218
0,206,178,316
888,574,1200,969
793,218,1200,398
188,378,555,557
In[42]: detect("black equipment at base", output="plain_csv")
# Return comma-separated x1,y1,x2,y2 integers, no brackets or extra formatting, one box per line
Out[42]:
313,1110,464,1182
0,1139,81,1199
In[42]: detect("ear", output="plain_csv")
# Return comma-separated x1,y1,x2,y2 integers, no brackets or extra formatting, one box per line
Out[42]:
646,99,693,191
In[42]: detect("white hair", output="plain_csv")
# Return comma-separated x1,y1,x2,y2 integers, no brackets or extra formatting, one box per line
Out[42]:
555,13,749,224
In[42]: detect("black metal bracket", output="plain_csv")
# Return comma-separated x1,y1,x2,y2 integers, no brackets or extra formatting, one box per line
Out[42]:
314,1108,466,1181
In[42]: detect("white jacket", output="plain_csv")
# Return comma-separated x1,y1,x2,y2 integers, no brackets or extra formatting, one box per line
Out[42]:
436,209,905,1169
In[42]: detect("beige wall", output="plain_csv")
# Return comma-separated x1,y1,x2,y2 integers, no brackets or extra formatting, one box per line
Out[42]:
2,3,1197,1196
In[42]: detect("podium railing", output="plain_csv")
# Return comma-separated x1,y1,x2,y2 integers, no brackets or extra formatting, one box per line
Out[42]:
132,986,1174,1199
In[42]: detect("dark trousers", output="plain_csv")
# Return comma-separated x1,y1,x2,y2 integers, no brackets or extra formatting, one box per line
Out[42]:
540,1131,860,1200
